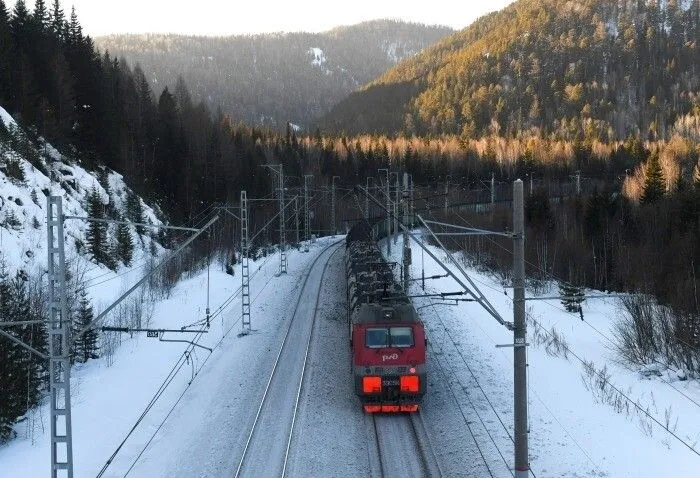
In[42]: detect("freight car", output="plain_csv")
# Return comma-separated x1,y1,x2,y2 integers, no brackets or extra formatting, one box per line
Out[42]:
346,221,426,413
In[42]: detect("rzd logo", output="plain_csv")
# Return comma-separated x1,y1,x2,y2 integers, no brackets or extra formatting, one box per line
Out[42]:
382,353,399,362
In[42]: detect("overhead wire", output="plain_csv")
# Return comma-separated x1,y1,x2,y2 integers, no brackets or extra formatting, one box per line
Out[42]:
99,244,279,476
83,203,218,289
423,296,512,477
380,212,504,477
123,240,321,475
443,197,700,412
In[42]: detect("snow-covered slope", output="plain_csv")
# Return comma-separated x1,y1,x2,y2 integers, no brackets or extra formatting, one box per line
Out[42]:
383,235,700,477
0,105,162,278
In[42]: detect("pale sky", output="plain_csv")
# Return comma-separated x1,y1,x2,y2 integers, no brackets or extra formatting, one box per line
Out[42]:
6,0,515,36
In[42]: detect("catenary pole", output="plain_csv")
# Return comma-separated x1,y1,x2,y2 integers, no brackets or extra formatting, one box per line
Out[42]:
512,179,529,477
241,190,251,333
332,176,339,234
378,168,390,255
402,173,411,292
393,172,399,245
47,195,73,478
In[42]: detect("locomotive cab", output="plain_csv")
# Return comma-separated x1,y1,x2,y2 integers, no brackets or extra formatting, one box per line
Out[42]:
351,304,427,413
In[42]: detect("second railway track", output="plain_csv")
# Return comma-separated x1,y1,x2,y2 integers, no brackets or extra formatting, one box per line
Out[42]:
234,242,341,478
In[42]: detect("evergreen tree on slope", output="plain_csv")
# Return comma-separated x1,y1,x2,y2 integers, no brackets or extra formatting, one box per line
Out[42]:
73,289,98,363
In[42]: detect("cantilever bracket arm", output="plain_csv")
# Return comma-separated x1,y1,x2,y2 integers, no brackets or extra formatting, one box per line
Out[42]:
64,216,200,232
422,219,513,238
159,335,213,353
0,329,49,359
71,215,220,346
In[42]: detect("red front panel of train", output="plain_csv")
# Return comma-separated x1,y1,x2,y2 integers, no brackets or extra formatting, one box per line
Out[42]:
352,323,427,410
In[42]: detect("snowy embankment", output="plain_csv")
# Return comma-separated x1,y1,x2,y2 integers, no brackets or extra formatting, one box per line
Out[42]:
384,234,700,477
0,239,337,477
0,105,162,286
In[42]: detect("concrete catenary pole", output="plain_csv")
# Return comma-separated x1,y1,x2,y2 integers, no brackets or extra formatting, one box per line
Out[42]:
409,174,414,227
402,172,411,292
491,172,496,207
332,176,339,235
444,175,451,213
304,175,312,244
385,171,391,255
365,177,372,220
576,170,581,195
392,172,399,245
512,179,529,477
378,168,390,254
278,166,287,274
294,195,300,246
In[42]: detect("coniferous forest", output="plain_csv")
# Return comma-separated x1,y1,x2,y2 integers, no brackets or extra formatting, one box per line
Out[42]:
0,0,699,444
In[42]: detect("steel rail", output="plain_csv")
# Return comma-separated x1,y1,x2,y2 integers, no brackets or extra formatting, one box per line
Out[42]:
234,240,342,478
281,246,341,477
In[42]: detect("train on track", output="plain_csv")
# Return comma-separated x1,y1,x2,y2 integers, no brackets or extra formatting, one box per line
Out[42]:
345,221,427,413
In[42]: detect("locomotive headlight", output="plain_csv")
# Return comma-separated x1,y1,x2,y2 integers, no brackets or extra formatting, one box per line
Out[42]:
409,367,416,374
400,375,420,393
362,376,382,393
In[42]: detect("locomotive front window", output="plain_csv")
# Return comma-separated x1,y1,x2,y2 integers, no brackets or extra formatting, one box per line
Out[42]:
366,328,389,348
390,327,414,347
365,327,414,348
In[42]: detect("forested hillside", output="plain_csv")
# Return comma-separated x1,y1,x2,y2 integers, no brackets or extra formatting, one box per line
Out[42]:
322,0,700,140
94,21,453,129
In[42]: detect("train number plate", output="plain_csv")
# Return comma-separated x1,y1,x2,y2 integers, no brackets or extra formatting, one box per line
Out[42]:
382,378,399,387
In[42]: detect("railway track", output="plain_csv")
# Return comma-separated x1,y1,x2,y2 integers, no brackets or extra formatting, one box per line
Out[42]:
233,241,341,478
367,411,443,478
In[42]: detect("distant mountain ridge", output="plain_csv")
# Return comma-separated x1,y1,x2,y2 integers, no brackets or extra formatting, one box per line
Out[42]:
320,0,700,140
95,20,453,129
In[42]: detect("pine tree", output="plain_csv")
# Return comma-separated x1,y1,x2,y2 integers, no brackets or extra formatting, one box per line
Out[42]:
115,221,134,266
73,289,99,363
559,280,585,317
640,151,665,204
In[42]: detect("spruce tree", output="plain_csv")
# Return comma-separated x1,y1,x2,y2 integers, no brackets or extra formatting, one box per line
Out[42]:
115,221,134,266
67,5,81,43
0,1,11,104
32,0,49,30
0,266,46,442
73,289,98,363
49,0,63,40
85,187,109,266
0,258,16,442
559,279,585,317
640,151,665,204
125,190,145,236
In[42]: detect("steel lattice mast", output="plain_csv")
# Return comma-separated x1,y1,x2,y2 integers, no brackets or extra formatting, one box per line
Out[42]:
240,190,251,333
47,195,74,478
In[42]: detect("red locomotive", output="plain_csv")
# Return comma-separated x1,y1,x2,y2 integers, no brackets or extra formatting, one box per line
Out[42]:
346,222,427,413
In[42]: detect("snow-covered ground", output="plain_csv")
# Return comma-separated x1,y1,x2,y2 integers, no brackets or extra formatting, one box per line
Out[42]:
0,105,163,283
384,234,700,477
3,174,699,478
0,238,340,477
